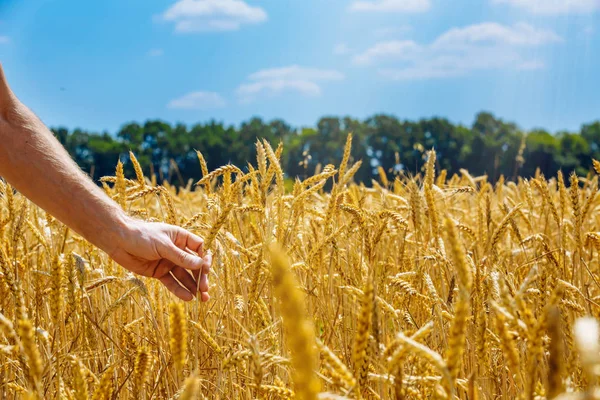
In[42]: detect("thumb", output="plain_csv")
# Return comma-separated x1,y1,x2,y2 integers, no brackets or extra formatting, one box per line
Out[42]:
163,243,204,271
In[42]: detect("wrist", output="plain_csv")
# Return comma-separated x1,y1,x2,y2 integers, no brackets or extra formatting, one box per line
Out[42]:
92,209,135,257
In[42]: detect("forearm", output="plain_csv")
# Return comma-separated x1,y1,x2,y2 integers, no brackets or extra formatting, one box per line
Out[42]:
0,102,129,255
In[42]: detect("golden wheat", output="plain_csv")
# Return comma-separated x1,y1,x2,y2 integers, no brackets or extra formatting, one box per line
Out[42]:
2,140,600,399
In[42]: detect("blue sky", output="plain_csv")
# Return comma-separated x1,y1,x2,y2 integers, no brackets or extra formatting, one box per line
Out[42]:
0,0,598,133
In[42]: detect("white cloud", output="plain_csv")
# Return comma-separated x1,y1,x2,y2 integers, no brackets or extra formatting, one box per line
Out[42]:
492,0,600,14
353,22,561,79
168,91,226,109
248,66,344,81
148,48,164,57
237,65,344,102
0,36,10,44
333,43,352,55
353,40,422,65
349,0,431,13
432,22,561,48
161,0,267,33
238,80,323,98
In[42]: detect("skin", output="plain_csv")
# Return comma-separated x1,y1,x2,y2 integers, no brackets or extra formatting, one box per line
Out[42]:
0,63,211,302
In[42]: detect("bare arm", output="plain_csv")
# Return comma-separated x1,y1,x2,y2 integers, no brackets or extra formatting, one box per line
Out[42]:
0,64,211,302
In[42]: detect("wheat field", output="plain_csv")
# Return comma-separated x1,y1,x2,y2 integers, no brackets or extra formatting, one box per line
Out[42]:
2,135,600,399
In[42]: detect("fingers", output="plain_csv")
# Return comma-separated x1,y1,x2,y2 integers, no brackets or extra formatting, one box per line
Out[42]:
163,225,212,302
172,266,197,294
196,253,212,302
198,253,212,291
183,228,204,255
192,253,211,302
198,272,209,296
195,253,212,278
158,273,194,301
162,226,206,271
172,226,204,255
202,252,212,274
164,243,204,271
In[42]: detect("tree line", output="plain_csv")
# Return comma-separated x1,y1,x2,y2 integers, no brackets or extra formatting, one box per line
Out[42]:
51,111,600,186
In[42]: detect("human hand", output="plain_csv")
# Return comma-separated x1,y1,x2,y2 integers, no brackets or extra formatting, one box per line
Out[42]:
0,63,211,302
108,218,212,302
